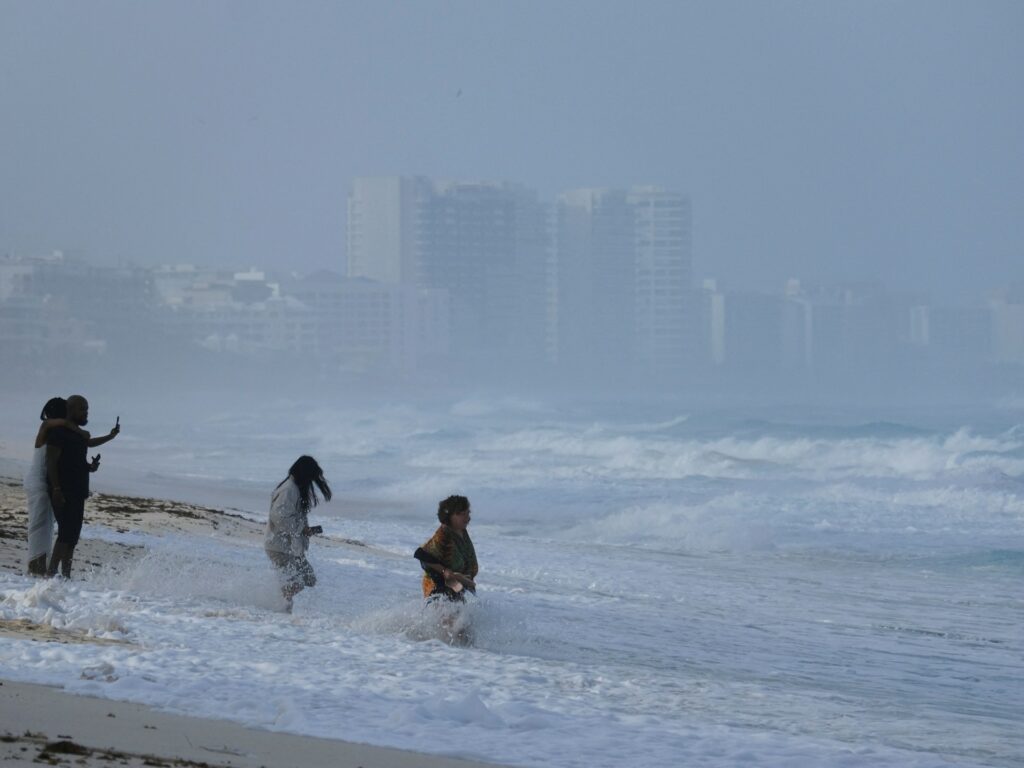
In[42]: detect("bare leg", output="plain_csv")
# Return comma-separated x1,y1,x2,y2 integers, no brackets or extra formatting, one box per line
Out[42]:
281,582,304,613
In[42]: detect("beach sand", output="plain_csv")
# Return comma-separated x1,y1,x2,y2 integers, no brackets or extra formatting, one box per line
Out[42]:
0,679,497,768
0,476,504,768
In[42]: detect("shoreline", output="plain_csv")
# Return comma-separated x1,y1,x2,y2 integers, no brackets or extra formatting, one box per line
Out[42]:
0,475,506,768
0,678,500,768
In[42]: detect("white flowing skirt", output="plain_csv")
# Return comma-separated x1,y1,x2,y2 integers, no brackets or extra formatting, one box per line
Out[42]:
24,446,54,565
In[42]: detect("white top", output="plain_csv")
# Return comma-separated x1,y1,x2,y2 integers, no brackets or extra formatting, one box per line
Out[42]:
263,477,308,556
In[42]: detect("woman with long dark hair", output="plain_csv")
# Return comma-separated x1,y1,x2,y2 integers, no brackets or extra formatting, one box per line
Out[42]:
264,455,332,611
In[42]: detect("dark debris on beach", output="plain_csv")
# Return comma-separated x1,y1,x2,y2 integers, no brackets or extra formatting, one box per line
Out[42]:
2,732,225,768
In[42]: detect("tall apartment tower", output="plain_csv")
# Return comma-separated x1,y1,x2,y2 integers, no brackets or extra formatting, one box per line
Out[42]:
347,176,432,284
556,188,636,376
556,186,692,378
629,187,692,374
418,181,550,364
347,176,552,369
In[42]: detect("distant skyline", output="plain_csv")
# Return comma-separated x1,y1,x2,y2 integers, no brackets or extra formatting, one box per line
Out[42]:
2,1,1022,300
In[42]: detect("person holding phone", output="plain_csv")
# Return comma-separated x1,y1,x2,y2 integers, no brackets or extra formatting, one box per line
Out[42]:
264,455,331,612
25,397,104,575
45,395,120,578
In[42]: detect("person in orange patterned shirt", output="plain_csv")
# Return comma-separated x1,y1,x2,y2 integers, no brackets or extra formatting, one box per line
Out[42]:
414,494,478,602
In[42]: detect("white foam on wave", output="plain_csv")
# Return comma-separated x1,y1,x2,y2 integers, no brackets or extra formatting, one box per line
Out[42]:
349,596,486,646
555,466,1024,555
57,396,1024,536
562,495,777,553
0,498,1018,768
839,482,1024,519
288,411,1024,558
386,423,1024,496
82,529,285,611
3,400,1022,766
0,578,130,640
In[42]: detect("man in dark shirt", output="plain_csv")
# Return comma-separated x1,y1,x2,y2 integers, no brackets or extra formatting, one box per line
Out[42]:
46,395,99,578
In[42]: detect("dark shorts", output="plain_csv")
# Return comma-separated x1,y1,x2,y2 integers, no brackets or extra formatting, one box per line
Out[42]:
266,549,316,590
54,495,86,546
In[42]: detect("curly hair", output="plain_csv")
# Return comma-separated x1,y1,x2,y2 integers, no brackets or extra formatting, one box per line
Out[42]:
437,494,470,525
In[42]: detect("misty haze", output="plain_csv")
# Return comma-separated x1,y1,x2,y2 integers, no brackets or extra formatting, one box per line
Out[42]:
0,3,1021,768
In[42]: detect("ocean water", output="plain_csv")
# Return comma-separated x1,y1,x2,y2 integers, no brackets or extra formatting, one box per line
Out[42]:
1,396,1022,767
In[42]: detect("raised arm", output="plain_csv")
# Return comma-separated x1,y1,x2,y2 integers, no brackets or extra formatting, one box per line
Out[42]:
86,417,120,448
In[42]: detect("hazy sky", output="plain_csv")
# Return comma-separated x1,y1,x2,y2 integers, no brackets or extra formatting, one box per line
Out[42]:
2,1,1022,299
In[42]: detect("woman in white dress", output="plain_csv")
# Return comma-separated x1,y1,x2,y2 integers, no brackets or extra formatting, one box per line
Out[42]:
25,397,120,576
25,398,78,575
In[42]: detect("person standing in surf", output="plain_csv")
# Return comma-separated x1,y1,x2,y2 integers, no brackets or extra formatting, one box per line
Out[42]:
25,397,102,575
264,455,331,612
414,495,478,601
46,394,118,578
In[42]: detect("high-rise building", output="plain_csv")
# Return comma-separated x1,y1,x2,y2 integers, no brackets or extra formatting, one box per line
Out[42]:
418,181,550,363
555,188,636,376
555,186,692,379
348,177,691,378
347,176,552,369
629,187,692,374
347,176,431,284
